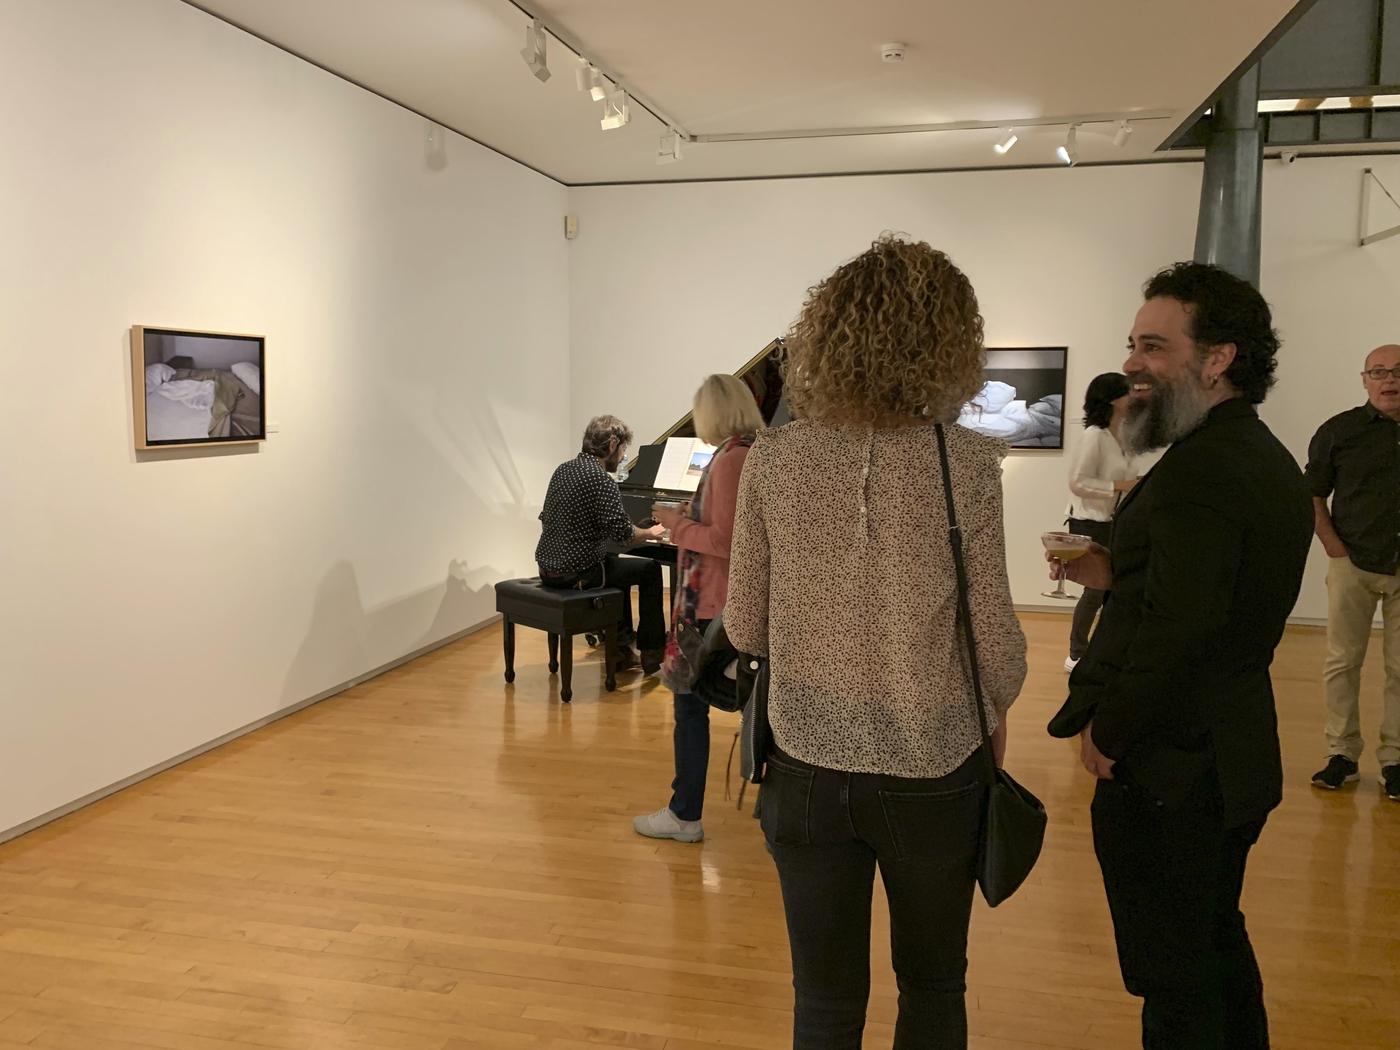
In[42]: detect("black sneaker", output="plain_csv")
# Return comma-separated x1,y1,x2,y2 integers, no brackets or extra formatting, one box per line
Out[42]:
1311,755,1359,790
1380,764,1400,802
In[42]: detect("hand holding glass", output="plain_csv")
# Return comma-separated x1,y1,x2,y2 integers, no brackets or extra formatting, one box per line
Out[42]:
1041,531,1094,600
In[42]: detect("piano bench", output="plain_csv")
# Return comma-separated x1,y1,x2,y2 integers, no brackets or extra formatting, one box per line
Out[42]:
493,578,625,703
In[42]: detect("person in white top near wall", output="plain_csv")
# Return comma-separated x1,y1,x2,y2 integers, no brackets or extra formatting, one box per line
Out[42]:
1063,372,1161,671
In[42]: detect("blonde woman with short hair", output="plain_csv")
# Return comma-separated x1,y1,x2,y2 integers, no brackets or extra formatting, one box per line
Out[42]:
726,234,1028,1048
633,373,765,843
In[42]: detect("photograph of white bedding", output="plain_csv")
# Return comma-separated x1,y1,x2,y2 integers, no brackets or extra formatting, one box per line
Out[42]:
136,332,264,446
958,381,1063,447
145,379,215,440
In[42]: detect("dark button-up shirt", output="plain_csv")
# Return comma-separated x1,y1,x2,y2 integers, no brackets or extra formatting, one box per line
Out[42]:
535,454,635,575
1305,404,1400,575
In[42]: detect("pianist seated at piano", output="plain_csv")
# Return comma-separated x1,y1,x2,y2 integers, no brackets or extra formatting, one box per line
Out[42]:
535,414,667,673
633,374,765,844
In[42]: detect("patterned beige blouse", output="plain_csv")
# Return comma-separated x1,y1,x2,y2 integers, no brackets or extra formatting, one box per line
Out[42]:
725,419,1028,777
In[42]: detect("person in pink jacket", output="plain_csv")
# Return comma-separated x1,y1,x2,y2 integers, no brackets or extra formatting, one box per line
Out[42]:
633,374,765,843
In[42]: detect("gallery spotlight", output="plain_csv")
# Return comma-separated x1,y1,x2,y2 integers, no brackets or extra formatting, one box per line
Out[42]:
993,129,1018,155
519,19,550,82
657,129,683,164
600,88,631,131
575,59,607,101
1056,124,1079,166
1113,120,1133,147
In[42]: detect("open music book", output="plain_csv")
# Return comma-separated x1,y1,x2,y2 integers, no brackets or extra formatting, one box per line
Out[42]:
653,436,716,493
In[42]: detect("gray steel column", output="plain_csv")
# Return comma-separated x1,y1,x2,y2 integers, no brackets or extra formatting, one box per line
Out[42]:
1194,65,1262,286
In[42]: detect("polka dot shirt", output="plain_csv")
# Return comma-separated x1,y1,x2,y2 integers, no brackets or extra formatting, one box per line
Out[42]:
535,453,636,575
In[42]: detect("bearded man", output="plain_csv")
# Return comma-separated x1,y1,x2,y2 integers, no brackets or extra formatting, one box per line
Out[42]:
1047,263,1312,1049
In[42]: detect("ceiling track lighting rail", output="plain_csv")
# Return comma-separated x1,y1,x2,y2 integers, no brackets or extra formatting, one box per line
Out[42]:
505,0,693,144
690,110,1171,144
506,1,1157,167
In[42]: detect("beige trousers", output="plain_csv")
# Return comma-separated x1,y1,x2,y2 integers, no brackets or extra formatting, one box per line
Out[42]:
1323,556,1400,766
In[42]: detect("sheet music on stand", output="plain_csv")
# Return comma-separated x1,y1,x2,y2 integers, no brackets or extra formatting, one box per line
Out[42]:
652,436,716,494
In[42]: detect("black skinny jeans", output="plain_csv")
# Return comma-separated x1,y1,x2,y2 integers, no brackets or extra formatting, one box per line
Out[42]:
760,746,986,1050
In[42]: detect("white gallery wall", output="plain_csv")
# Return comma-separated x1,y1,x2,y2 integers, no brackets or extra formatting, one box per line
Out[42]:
0,0,571,836
568,156,1400,623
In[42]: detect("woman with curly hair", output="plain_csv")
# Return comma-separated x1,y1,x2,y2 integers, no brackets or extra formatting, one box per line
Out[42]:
726,234,1028,1049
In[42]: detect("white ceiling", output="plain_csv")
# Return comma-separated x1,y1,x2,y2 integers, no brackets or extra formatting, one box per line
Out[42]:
185,0,1304,184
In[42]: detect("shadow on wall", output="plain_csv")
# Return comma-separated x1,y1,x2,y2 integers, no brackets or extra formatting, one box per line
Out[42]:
280,557,503,708
384,379,530,512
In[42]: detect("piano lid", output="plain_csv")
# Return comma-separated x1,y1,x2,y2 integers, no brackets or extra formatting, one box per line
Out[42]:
649,337,789,445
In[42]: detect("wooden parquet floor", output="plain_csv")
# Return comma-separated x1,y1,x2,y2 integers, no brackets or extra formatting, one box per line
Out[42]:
0,614,1396,1049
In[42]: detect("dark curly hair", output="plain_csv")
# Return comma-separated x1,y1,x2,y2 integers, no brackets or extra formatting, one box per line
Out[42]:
1143,262,1279,404
784,233,985,427
1083,372,1129,429
580,415,632,457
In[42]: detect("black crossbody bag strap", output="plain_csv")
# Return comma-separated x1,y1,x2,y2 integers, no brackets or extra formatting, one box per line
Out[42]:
932,423,1048,908
934,423,999,785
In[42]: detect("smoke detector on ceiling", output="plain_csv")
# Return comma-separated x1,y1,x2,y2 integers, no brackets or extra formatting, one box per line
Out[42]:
881,42,907,63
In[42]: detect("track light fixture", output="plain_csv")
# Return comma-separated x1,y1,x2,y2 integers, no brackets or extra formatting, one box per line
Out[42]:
520,19,550,82
519,12,689,145
993,129,1018,155
657,129,683,164
1056,124,1079,166
574,59,607,101
1113,120,1133,147
600,88,631,131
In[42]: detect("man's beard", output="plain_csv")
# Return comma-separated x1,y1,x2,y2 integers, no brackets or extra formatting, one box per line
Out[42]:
1120,366,1213,455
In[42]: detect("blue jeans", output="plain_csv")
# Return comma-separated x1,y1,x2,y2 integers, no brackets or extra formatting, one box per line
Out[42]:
669,691,710,821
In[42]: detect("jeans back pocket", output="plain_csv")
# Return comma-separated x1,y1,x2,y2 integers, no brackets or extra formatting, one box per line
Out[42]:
758,756,815,846
877,783,982,868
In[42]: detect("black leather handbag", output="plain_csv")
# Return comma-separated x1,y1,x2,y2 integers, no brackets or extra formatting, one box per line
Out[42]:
935,423,1047,907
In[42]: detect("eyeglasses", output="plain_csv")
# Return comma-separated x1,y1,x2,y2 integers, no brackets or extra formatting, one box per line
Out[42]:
1362,367,1400,380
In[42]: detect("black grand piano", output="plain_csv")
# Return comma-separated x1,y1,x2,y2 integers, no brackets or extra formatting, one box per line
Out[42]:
612,338,790,593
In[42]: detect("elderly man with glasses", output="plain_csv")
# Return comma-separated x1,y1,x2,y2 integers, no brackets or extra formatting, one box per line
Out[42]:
1306,344,1400,801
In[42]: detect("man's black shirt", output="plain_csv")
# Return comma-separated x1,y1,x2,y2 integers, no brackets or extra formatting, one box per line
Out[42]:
535,453,635,575
1305,404,1400,575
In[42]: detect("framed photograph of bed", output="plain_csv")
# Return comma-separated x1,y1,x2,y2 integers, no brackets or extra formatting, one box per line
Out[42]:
956,347,1067,449
131,326,265,450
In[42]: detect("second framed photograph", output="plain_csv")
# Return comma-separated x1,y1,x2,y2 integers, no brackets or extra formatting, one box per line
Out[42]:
957,347,1068,449
132,326,265,450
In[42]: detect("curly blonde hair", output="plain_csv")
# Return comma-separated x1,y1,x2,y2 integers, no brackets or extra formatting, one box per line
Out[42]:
784,233,986,428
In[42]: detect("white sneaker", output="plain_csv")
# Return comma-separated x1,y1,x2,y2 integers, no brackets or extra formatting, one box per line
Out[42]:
632,806,703,843
1064,656,1080,672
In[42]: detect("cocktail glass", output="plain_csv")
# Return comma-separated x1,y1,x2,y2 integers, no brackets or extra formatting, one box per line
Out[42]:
1041,531,1094,600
